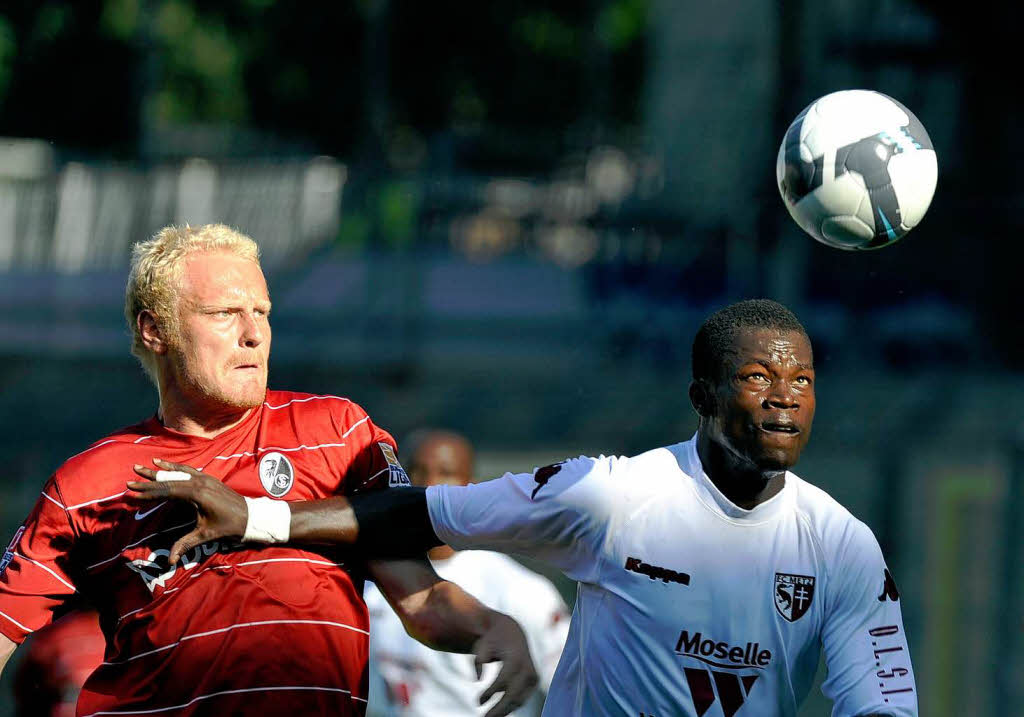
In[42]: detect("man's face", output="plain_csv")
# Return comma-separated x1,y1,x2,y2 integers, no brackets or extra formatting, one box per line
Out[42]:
702,328,815,471
166,251,272,411
407,435,473,488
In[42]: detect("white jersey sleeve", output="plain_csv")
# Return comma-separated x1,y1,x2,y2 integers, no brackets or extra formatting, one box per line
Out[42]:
821,519,918,716
425,456,616,583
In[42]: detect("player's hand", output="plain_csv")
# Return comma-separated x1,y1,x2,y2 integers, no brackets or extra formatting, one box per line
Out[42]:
128,459,248,566
473,612,539,717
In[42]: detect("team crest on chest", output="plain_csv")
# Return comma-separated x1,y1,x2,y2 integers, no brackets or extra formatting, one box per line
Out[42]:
774,572,815,622
259,452,295,497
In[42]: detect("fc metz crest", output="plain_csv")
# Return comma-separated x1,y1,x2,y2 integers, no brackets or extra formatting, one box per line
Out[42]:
259,452,295,497
774,573,815,622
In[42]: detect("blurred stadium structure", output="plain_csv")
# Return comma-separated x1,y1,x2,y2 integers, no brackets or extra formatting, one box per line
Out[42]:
0,141,345,273
0,0,1021,715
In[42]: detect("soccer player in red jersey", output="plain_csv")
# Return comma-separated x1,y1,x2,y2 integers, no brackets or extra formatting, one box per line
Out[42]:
0,224,536,716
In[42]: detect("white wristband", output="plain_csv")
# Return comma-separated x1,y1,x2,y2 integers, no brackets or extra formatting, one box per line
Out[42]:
243,497,291,544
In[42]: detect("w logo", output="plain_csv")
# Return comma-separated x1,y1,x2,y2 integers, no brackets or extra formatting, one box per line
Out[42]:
683,668,758,717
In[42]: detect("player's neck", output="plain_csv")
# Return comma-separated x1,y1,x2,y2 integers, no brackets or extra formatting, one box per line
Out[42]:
695,431,786,510
157,389,254,439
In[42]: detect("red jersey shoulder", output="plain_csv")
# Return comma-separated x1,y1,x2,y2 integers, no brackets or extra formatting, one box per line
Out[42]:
262,390,353,413
261,390,402,494
263,390,382,446
50,424,155,507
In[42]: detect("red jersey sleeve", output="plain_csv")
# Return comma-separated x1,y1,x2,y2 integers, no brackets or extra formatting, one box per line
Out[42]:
0,477,80,644
338,411,410,496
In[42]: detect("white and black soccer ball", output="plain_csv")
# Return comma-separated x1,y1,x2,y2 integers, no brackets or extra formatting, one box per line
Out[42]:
776,90,937,250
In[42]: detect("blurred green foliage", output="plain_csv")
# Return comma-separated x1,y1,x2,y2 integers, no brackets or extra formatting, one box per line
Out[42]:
515,10,582,59
597,0,648,51
0,17,14,99
336,180,420,250
377,180,419,247
0,0,647,163
151,1,248,123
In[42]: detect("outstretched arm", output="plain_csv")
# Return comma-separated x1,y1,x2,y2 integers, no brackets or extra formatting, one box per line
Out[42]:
368,558,538,717
128,460,438,565
130,455,615,584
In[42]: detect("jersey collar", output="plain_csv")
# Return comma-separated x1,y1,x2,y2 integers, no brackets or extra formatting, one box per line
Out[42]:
673,435,793,524
140,402,263,448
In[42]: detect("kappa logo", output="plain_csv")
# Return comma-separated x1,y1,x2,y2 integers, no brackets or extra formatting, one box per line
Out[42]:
625,556,690,586
774,572,815,622
259,452,294,497
878,567,900,602
531,463,563,500
0,526,25,575
684,667,759,717
379,443,411,487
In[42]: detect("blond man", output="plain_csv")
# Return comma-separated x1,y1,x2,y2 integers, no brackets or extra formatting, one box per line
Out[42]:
0,225,536,716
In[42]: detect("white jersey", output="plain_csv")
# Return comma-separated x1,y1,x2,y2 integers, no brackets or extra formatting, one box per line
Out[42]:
364,551,570,716
426,436,918,717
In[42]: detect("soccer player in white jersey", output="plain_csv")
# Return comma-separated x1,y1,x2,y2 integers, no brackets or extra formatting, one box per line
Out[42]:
128,299,918,717
365,429,570,716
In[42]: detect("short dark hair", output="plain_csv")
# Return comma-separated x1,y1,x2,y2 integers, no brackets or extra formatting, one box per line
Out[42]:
691,299,810,382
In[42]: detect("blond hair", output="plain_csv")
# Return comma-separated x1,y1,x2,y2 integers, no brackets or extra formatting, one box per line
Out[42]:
125,224,261,384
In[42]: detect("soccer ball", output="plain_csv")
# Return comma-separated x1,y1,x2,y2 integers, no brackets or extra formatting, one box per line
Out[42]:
776,90,937,250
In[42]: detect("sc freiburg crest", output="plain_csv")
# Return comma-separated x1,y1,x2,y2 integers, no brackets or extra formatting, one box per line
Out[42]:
259,452,295,497
774,573,815,622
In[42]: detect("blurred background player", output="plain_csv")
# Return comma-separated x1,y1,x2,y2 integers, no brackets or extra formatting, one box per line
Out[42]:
365,429,570,716
11,610,103,717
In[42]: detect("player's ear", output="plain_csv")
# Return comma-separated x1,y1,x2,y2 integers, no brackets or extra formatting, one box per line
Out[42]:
138,310,169,355
689,380,715,418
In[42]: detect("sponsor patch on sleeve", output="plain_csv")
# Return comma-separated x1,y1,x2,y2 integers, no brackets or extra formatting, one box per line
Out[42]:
0,526,26,575
379,442,411,488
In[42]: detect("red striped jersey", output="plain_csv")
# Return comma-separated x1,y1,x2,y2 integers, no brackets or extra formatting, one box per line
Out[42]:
0,390,409,716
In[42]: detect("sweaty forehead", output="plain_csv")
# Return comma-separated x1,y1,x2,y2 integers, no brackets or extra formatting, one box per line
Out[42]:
725,328,813,369
179,252,268,304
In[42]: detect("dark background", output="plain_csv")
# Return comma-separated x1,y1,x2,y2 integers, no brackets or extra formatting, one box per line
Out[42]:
0,1,1020,715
